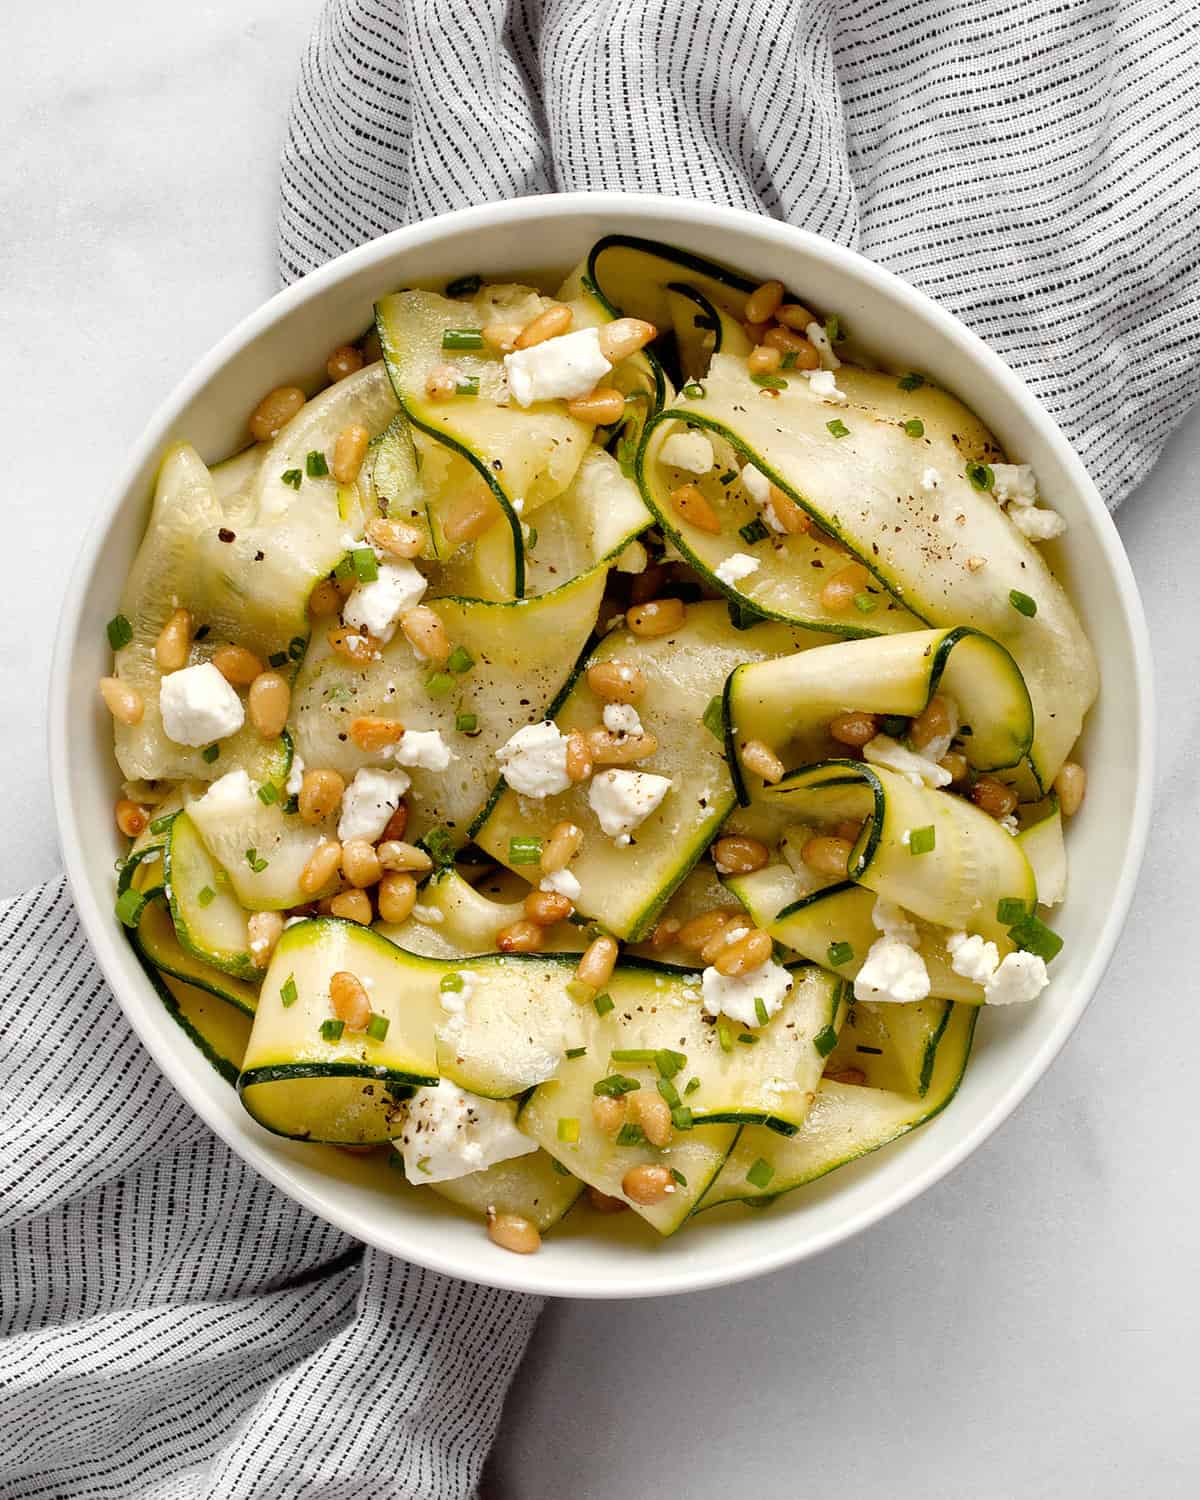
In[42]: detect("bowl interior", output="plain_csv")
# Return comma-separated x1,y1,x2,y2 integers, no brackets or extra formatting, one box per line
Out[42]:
51,195,1151,1297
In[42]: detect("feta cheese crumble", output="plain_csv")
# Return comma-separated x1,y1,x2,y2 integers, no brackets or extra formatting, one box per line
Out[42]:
495,721,572,797
946,930,1000,987
588,769,672,839
337,767,411,842
921,468,942,491
1010,505,1067,541
393,1080,537,1183
991,463,1038,508
602,703,643,736
539,867,582,901
945,931,1050,1004
504,327,611,407
805,368,847,403
700,958,793,1027
659,427,715,473
854,897,931,1004
285,752,306,799
862,733,952,789
159,662,245,747
391,729,452,771
741,464,771,504
342,559,427,643
805,320,842,369
714,552,761,588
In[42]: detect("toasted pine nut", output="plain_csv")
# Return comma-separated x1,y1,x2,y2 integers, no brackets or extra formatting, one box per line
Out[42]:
677,908,739,953
525,889,573,926
330,888,373,925
939,751,970,784
376,840,432,874
566,388,626,424
764,326,819,364
516,304,572,349
820,562,870,613
829,710,879,748
425,364,459,400
212,645,264,686
629,1090,673,1148
496,919,544,953
621,1164,674,1205
442,490,500,544
700,919,752,965
377,871,417,924
825,1066,867,1086
100,677,144,726
332,424,370,485
587,1185,629,1213
115,799,149,838
540,821,583,875
308,577,343,617
598,318,656,363
766,487,812,534
971,777,1018,820
381,803,409,842
743,320,771,345
248,672,290,738
651,917,682,950
154,608,193,672
910,694,952,752
481,322,523,353
327,627,381,665
249,385,305,442
714,927,773,977
563,729,593,783
398,605,450,665
366,517,423,559
349,716,405,753
586,728,658,766
586,660,646,704
801,835,853,877
744,280,784,325
776,302,817,330
629,565,668,605
330,970,371,1030
627,598,685,637
299,840,342,896
247,910,284,970
833,819,864,845
741,739,785,784
592,1094,627,1134
712,835,769,876
326,344,364,382
1054,761,1086,817
748,345,783,375
341,839,383,889
299,769,344,826
670,483,722,534
486,1208,541,1254
577,935,618,989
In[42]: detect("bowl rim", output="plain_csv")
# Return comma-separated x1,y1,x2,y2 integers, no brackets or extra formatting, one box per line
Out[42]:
49,191,1155,1298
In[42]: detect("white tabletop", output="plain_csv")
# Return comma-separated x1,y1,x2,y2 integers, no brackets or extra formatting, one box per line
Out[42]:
8,6,1194,1496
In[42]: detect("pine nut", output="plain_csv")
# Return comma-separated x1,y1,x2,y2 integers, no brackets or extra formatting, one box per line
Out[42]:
820,562,870,613
744,280,784,325
748,345,783,375
711,835,769,875
115,799,149,838
670,483,722,534
678,908,740,953
525,889,573,926
381,803,409,842
1054,761,1086,817
627,598,685,637
630,565,668,605
349,716,405,752
481,322,523,353
621,1164,674,1205
587,1185,629,1213
326,344,364,382
366,517,424,559
496,919,544,953
801,835,852,878
566,388,626,424
154,608,193,672
330,888,373,925
700,919,752,965
910,694,952,752
776,303,816,330
830,711,879,748
299,769,344,825
741,739,785,783
515,304,572,348
825,1066,867,1086
714,927,773,977
308,577,343,617
743,320,771,345
586,728,658,765
330,970,371,1029
765,486,812,534
376,840,432,874
650,917,681,950
425,364,459,400
377,871,417,924
328,626,381,665
629,1090,673,1147
597,318,656,363
591,1093,626,1135
540,821,583,875
341,839,383,888
299,840,342,895
586,660,646,704
486,1208,541,1254
248,672,290,738
332,423,370,485
398,605,450,665
443,491,500,543
764,326,819,363
576,935,618,989
247,910,284,970
212,645,264,686
939,751,970,784
563,729,593,783
100,677,144,726
971,777,1018,820
249,386,305,442
833,819,864,844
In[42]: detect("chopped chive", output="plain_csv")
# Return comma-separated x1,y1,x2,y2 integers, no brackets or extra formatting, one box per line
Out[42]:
446,272,482,298
268,651,288,668
702,694,724,741
909,824,936,856
149,813,175,835
825,315,843,343
827,940,854,967
455,712,479,736
365,1012,390,1041
441,327,484,350
879,713,909,737
657,1076,681,1108
754,996,769,1027
446,644,474,674
197,885,216,908
826,418,850,438
682,381,706,398
201,743,220,763
557,1117,580,1144
611,1048,656,1063
257,782,279,805
1009,589,1038,618
424,670,455,698
719,468,737,485
737,1032,759,1046
213,867,229,885
333,553,354,581
751,372,788,390
684,1076,701,1095
455,375,480,397
746,1157,775,1189
814,1023,839,1057
423,826,455,869
1007,912,1064,962
306,450,329,479
903,418,925,438
669,1166,689,1185
898,372,926,392
351,547,378,583
670,1107,694,1132
244,848,268,873
440,973,465,993
616,1123,647,1148
593,991,615,1017
997,896,1031,924
106,614,133,650
508,836,543,866
417,1156,432,1175
319,1018,345,1042
280,974,298,1006
718,1021,733,1052
524,526,538,549
281,468,303,490
288,636,306,661
566,978,595,1003
655,1048,686,1079
853,592,877,614
856,1044,884,1055
966,461,994,492
565,1046,587,1060
780,350,798,370
551,1158,571,1176
115,889,143,928
594,1073,641,1098
739,517,770,545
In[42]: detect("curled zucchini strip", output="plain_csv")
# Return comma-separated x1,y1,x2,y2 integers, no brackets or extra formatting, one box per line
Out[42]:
375,868,585,960
133,947,254,1087
724,627,1033,804
134,896,260,1016
427,1151,584,1233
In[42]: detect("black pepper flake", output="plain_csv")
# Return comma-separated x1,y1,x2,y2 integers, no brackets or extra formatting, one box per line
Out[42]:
218,528,235,543
254,550,265,562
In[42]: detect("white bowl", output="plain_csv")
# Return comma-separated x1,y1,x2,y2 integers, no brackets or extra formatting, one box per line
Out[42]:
50,194,1153,1298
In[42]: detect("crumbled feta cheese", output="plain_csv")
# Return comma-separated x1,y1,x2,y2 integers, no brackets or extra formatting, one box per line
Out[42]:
504,328,611,407
872,898,919,947
991,463,1038,508
495,721,571,797
946,930,1000,987
741,464,771,504
615,539,648,574
285,752,305,799
804,368,847,403
854,936,931,1004
393,1080,537,1183
439,971,477,1014
539,867,582,901
921,468,941,491
1010,505,1067,541
588,769,672,838
863,733,952,789
999,813,1020,836
159,662,245,747
660,427,715,473
602,703,643,736
714,552,761,588
700,958,793,1027
337,767,411,842
342,560,426,644
392,729,452,771
804,321,841,369
192,768,256,816
511,497,524,515
985,949,1049,1005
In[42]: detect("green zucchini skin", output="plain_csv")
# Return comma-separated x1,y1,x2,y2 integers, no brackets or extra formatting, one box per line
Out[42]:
128,935,253,1087
133,897,260,1016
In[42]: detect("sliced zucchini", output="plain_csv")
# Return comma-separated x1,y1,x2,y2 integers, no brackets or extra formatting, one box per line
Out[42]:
367,415,434,555
587,234,771,335
132,896,259,1015
724,627,1033,802
117,794,181,896
1018,795,1066,907
624,863,732,966
474,601,818,940
642,354,1098,788
513,448,650,598
140,959,254,1087
665,283,752,382
425,1150,583,1232
164,812,259,978
823,995,959,1098
375,867,583,959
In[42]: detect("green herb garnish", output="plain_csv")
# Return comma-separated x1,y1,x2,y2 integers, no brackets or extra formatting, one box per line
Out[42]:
684,1076,701,1095
996,897,1031,924
423,826,454,869
754,996,769,1027
106,614,133,650
908,824,936,856
657,1077,681,1109
739,518,770,545
615,1123,646,1147
257,783,279,805
244,848,268,873
718,1021,733,1053
281,468,303,490
455,375,480,397
670,1107,694,1131
781,350,798,370
701,694,725,741
669,1167,688,1185
557,1117,580,1144
197,885,216,908
446,272,482,298
903,418,925,437
351,547,378,583
424,671,454,698
751,373,788,390
737,1032,759,1046
1009,589,1038,618
509,836,543,866
201,744,220,763
319,1018,345,1042
441,327,484,350
1007,912,1063,962
306,450,329,478
365,1013,390,1041
826,418,850,438
455,711,479,735
827,940,854,967
593,991,615,1017
898,372,926,392
565,1046,587,1060
813,1024,839,1057
853,592,877,614
594,1073,641,1098
682,381,706,398
966,461,994,492
655,1048,686,1079
746,1157,775,1189
280,974,298,1007
446,645,474,674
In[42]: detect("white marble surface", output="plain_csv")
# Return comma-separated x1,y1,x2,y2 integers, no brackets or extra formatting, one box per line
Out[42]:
7,5,1196,1496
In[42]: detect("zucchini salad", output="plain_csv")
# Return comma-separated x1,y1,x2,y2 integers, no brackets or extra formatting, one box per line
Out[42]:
104,238,1097,1254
